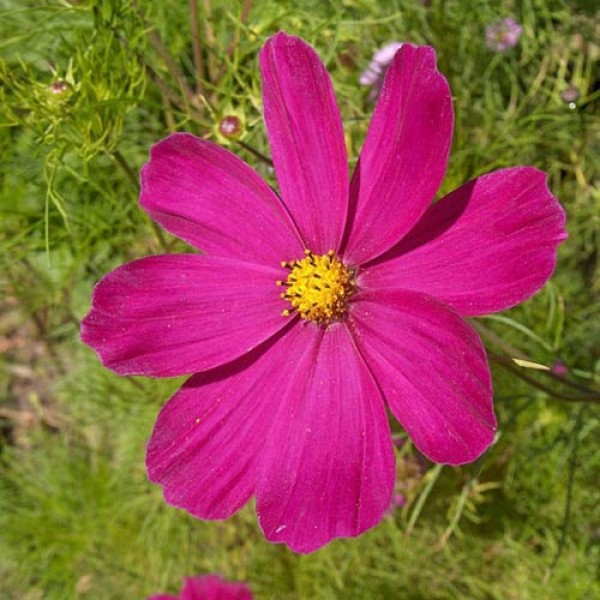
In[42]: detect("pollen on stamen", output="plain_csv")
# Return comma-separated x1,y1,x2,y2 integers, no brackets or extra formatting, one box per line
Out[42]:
278,249,356,324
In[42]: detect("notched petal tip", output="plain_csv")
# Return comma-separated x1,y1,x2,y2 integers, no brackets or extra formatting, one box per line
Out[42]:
259,31,314,77
535,166,568,239
391,42,436,69
140,131,193,188
426,421,498,467
261,30,308,52
80,280,134,377
259,523,367,555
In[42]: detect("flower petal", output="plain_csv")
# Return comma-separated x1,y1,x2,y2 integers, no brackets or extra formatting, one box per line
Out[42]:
181,576,253,600
260,32,349,253
81,254,288,377
360,168,567,316
348,290,496,465
146,325,301,521
342,45,453,265
256,322,395,553
140,133,303,264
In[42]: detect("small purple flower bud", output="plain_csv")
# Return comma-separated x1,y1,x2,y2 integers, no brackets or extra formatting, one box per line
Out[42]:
485,17,523,53
391,492,406,508
49,80,70,95
551,361,569,377
218,115,242,139
560,86,580,104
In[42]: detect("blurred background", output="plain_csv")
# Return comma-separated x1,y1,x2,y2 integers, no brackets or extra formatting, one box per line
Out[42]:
0,0,599,598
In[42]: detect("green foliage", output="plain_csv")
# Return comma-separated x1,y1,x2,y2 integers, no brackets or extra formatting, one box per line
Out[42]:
1,0,599,598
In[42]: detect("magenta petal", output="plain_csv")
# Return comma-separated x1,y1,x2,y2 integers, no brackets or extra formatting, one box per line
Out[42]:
146,326,303,520
181,576,253,600
348,290,496,465
140,133,303,263
256,322,395,553
260,32,349,253
81,254,287,377
361,168,567,316
147,595,178,600
342,45,453,265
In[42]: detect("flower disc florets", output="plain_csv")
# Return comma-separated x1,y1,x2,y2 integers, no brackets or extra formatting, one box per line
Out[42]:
278,249,355,324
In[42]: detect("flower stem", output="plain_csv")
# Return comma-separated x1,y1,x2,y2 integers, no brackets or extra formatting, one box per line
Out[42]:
236,139,273,166
488,352,600,404
133,0,196,102
189,0,205,96
545,405,585,580
112,150,169,253
215,0,253,82
475,322,600,402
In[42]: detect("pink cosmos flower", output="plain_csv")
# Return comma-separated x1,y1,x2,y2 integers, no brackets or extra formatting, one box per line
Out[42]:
148,575,252,600
81,32,566,553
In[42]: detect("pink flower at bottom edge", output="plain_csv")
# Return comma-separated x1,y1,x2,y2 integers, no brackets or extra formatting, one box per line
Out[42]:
81,32,566,553
148,575,253,600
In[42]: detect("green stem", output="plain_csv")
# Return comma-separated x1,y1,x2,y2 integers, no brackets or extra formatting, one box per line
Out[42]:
189,0,205,96
546,405,584,579
133,0,196,102
236,139,273,166
488,353,600,404
406,463,443,535
112,150,169,252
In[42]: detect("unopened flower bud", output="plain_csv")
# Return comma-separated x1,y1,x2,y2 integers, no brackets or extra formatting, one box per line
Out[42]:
49,79,70,95
218,115,242,139
560,86,580,105
551,361,569,377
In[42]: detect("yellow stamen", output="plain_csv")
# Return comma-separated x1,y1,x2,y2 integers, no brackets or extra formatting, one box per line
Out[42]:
279,250,356,324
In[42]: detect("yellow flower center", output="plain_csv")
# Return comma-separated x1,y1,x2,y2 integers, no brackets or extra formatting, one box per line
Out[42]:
277,250,356,324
